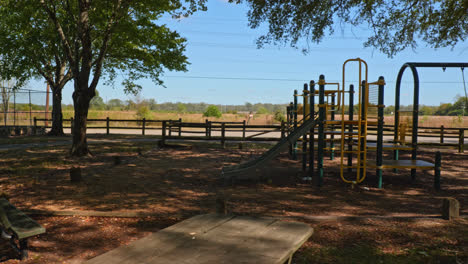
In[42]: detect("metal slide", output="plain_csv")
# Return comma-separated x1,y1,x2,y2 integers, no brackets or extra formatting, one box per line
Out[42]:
221,116,318,181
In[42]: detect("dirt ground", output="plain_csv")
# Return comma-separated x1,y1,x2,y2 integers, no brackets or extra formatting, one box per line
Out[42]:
0,139,467,263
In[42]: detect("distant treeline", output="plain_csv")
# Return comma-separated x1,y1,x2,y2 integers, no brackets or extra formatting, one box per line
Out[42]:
62,96,289,114
10,94,465,116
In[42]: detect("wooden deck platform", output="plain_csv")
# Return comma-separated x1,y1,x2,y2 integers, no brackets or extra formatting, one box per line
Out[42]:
83,213,313,264
367,160,435,170
323,120,378,126
366,143,413,151
323,131,358,135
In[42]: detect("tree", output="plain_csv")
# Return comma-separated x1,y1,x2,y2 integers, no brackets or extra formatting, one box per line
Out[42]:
234,0,467,57
177,103,187,113
13,0,207,156
256,106,269,114
434,103,453,116
203,105,222,118
90,91,105,110
136,105,153,121
107,99,124,110
0,4,73,136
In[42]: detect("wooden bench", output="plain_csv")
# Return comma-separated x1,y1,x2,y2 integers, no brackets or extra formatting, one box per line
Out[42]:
0,198,46,260
84,213,314,264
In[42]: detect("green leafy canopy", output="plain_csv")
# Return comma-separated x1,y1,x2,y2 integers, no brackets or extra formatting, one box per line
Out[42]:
0,0,207,94
232,0,468,57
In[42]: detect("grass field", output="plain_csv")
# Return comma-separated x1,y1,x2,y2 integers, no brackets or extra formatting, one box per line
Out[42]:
70,111,468,128
4,109,468,128
0,136,466,263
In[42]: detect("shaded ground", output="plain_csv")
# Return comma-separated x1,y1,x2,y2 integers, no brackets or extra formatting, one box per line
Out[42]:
0,136,467,263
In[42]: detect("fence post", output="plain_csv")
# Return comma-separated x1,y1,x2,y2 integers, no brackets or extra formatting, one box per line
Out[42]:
70,117,74,133
221,122,226,148
458,129,464,153
205,119,209,137
440,125,444,144
178,118,182,137
242,120,246,140
161,121,166,145
142,118,146,135
168,121,172,136
29,90,32,126
106,117,110,135
33,117,37,135
280,121,285,139
13,92,16,127
209,121,212,138
434,151,441,190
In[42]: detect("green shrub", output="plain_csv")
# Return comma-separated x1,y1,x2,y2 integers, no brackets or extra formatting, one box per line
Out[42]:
177,103,187,113
256,106,269,114
136,105,153,121
274,110,286,123
203,105,222,118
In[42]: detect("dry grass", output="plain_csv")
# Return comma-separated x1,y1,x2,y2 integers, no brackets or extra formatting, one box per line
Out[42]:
5,109,468,129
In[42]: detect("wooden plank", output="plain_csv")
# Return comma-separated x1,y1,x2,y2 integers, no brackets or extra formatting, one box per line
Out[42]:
367,160,435,169
221,219,313,264
84,214,313,264
366,142,413,151
0,199,45,240
84,214,235,264
324,120,378,126
149,216,278,264
323,131,358,135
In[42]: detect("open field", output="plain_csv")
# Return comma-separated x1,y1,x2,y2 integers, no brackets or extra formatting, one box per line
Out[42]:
23,110,468,128
0,136,467,263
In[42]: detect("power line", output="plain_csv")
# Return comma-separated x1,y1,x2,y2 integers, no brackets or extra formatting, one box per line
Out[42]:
163,75,468,84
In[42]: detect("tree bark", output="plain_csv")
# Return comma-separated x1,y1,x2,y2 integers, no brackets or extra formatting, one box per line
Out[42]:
47,86,65,136
70,89,92,156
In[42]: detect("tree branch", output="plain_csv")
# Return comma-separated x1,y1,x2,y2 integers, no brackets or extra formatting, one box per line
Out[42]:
39,0,76,71
35,65,54,87
89,0,123,91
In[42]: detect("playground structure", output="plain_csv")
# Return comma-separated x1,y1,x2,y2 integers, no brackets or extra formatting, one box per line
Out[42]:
221,59,466,189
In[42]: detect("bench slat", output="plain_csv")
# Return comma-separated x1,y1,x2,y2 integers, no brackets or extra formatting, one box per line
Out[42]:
0,198,45,240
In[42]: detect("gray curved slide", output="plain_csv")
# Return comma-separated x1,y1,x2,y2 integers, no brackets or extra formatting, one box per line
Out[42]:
221,117,318,180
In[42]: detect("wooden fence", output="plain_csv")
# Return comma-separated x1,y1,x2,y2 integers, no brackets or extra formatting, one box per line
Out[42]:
33,117,467,152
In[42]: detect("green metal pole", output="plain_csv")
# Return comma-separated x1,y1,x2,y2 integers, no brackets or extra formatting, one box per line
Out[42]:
410,65,420,180
302,84,308,172
330,93,335,160
394,67,402,173
288,102,294,156
317,75,325,187
309,80,315,180
376,77,385,188
293,90,298,160
360,80,367,181
347,84,354,173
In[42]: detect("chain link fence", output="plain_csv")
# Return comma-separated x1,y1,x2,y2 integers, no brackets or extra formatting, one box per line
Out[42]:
0,87,50,135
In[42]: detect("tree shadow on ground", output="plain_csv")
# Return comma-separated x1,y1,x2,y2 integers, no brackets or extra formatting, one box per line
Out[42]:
0,142,467,263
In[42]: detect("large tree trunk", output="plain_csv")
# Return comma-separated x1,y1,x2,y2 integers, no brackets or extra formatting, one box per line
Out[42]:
70,90,92,156
47,87,65,136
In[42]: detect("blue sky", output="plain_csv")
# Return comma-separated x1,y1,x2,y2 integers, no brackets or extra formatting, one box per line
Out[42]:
31,0,468,107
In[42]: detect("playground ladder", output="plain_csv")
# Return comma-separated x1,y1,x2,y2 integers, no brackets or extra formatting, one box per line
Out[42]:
339,58,369,184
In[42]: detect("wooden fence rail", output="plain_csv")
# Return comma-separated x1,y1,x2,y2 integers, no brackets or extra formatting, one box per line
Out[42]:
33,117,467,152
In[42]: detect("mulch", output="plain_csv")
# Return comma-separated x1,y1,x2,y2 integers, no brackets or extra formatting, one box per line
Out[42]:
0,143,466,263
